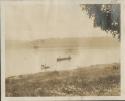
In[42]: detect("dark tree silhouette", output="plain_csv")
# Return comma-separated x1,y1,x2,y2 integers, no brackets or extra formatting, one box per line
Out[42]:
80,4,120,40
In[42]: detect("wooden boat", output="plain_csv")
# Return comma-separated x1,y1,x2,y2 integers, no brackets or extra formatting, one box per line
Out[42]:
33,45,39,49
57,56,71,62
41,64,50,70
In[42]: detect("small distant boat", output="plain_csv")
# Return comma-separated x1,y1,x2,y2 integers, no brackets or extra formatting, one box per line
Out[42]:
41,64,50,70
33,45,39,49
57,56,71,62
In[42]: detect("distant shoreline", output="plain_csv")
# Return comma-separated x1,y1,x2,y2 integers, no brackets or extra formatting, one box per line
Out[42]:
6,37,120,49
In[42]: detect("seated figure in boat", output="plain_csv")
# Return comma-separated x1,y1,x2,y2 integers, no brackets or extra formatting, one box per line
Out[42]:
41,64,50,70
57,56,71,62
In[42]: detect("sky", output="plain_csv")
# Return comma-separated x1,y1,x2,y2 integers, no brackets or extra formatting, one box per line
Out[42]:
5,1,110,41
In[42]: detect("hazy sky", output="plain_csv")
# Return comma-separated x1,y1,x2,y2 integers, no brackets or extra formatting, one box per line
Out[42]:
5,1,109,40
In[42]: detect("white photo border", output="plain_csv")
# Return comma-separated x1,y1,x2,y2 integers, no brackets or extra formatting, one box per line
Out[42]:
1,0,125,100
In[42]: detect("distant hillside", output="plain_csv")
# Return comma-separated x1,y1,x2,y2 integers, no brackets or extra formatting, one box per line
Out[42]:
6,37,120,49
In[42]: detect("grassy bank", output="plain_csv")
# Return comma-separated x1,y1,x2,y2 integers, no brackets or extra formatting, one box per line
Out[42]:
6,63,120,96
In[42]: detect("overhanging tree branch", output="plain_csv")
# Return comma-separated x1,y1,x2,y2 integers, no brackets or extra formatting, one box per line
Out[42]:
80,4,120,41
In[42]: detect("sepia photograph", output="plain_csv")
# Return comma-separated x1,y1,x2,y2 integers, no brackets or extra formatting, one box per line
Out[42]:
1,0,123,99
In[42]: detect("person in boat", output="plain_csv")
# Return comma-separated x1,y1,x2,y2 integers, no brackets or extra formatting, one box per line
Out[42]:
57,56,71,61
41,64,50,70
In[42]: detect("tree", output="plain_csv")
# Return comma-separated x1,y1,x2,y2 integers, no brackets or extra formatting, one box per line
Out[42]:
80,4,120,40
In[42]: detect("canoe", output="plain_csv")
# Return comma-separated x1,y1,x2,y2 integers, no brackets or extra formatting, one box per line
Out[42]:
57,56,71,62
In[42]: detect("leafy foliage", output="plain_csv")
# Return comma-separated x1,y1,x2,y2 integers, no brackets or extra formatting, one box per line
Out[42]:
80,4,120,40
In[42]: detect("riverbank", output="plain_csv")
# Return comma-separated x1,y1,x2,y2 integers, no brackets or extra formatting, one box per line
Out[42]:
6,63,120,96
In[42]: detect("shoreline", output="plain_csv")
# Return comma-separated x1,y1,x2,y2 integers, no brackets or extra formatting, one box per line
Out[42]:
6,63,120,96
6,63,120,79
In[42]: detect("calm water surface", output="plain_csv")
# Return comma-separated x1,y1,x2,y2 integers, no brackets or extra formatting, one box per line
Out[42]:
6,47,120,77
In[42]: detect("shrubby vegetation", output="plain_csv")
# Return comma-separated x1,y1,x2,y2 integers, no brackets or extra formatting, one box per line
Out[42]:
6,63,120,96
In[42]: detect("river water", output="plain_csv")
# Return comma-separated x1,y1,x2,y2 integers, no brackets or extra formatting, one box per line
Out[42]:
6,46,120,77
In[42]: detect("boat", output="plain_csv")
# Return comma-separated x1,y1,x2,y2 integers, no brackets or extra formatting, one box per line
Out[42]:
41,64,50,70
33,45,39,49
57,56,71,62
